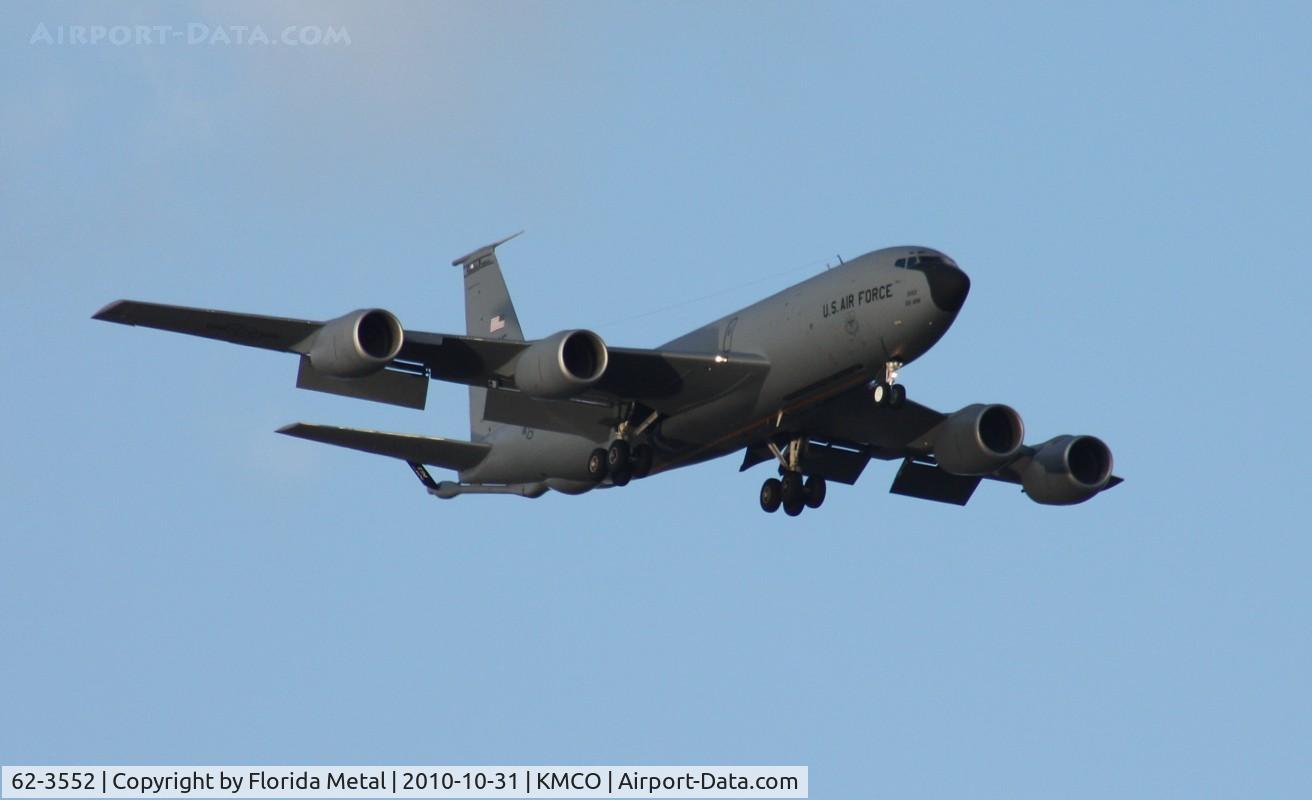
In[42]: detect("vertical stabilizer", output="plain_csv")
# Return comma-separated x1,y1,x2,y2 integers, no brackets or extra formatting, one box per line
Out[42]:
451,232,525,440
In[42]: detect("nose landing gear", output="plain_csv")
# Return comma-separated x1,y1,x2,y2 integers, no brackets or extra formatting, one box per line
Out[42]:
871,361,906,408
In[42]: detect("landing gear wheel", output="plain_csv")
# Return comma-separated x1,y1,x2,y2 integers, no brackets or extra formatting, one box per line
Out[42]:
872,382,889,406
610,465,632,487
760,478,782,513
631,444,654,479
586,448,609,481
890,383,907,409
607,440,631,470
781,472,804,503
781,472,805,516
804,475,827,509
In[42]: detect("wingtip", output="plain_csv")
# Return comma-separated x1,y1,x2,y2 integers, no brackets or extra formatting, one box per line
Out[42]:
275,423,304,436
92,300,127,322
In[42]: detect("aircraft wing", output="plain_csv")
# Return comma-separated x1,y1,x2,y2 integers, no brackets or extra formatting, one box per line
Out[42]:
94,300,771,418
779,385,1122,505
93,300,321,352
399,330,770,416
793,387,948,457
598,347,771,414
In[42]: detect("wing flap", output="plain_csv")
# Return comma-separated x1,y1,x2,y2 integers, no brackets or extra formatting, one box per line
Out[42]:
481,388,616,436
397,330,527,384
798,441,871,485
295,356,428,410
277,423,491,470
889,458,982,505
798,387,948,457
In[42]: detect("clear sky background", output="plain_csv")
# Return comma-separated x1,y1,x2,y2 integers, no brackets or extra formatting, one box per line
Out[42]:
2,2,1310,797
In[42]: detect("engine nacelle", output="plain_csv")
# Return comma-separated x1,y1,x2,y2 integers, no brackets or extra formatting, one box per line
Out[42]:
513,329,609,399
307,308,404,378
1022,435,1114,505
933,403,1025,476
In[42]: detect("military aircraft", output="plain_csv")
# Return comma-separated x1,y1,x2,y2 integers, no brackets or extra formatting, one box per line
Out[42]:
94,234,1119,515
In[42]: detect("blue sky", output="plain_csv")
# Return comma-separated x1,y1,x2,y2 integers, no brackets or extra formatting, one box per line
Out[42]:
2,2,1309,797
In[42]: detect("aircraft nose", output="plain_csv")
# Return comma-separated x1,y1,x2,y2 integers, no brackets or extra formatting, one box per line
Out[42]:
925,260,970,313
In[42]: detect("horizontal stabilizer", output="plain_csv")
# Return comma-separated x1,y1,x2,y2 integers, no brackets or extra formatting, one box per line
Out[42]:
277,423,490,471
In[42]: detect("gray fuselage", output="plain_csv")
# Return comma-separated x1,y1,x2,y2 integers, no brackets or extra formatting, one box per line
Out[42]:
462,246,969,492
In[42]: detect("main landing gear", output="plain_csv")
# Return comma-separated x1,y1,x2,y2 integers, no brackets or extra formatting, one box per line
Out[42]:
759,437,826,516
587,410,657,487
587,441,653,486
871,360,906,409
759,473,826,516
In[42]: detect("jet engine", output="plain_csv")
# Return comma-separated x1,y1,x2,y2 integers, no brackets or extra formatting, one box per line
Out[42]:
513,329,609,399
1022,435,1114,505
933,403,1025,476
307,308,404,377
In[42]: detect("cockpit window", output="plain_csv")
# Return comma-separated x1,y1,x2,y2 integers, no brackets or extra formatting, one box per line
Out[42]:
897,253,955,269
